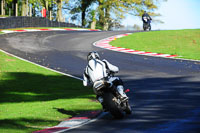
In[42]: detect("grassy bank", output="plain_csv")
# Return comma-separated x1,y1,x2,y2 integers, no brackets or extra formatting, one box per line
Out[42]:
0,51,100,133
110,29,200,60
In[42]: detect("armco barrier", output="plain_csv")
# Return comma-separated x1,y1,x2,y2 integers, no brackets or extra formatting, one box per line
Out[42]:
0,16,81,29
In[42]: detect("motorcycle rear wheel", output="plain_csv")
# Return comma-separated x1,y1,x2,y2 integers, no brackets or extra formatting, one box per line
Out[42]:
124,101,132,114
103,93,124,119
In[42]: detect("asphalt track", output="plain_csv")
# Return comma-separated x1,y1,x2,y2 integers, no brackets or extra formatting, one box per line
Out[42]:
0,30,200,133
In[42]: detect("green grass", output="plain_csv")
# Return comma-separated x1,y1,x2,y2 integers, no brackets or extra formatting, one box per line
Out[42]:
0,52,100,133
0,15,8,17
110,29,200,60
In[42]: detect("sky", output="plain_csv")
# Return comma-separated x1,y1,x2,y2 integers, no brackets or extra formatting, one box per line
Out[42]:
121,0,200,30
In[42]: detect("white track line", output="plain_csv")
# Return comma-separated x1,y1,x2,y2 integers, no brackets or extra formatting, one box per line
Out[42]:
0,49,82,81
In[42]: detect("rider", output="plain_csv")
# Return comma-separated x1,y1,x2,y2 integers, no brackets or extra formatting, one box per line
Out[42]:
83,51,128,110
142,11,152,24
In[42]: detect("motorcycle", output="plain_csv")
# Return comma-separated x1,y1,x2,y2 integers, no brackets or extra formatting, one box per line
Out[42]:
143,16,151,31
93,74,132,119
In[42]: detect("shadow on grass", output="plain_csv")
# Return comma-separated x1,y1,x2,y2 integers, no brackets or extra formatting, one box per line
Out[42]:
0,72,94,103
53,108,80,116
0,72,97,132
0,118,58,132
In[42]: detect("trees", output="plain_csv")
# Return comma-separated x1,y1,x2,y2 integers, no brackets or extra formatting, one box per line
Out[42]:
80,0,95,26
0,0,69,22
70,0,165,30
41,0,69,22
96,0,129,30
0,0,33,17
0,0,166,29
1,0,16,16
21,0,26,16
1,0,6,16
68,0,95,26
94,0,166,30
56,0,63,22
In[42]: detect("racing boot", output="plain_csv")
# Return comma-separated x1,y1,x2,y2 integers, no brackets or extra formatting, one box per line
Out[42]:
117,85,128,102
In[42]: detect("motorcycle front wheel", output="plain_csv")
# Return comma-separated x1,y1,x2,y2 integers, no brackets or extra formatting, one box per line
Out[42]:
143,23,151,31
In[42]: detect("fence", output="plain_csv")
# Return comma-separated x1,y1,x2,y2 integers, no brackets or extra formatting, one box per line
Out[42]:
0,16,81,29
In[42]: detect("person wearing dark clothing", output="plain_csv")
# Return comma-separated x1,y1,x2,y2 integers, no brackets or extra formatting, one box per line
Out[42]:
142,11,152,30
142,11,152,22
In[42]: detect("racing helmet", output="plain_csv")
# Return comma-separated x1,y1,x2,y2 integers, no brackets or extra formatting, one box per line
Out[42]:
87,51,100,61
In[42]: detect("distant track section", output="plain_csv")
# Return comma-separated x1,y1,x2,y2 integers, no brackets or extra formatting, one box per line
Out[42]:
1,28,100,34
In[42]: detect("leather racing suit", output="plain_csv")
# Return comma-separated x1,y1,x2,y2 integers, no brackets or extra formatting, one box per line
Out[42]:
83,58,128,105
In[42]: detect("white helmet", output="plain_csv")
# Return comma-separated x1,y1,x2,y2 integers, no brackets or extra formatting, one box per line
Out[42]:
87,51,100,61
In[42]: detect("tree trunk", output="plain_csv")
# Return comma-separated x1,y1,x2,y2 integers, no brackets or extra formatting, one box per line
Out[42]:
56,0,63,22
21,0,26,16
103,9,108,30
32,4,36,17
45,1,49,18
1,0,5,15
90,10,96,29
98,1,105,30
103,6,110,31
49,0,54,20
13,0,18,16
81,9,86,26
1,0,3,15
91,20,96,29
16,3,18,16
49,10,52,20
29,4,32,16
26,0,28,16
45,1,48,10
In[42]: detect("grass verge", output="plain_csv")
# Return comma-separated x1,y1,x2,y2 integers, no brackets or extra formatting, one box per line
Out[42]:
110,29,200,60
0,51,100,133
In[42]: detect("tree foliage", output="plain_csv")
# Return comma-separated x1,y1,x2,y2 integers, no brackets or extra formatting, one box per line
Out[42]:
94,0,166,30
67,0,95,26
0,0,166,29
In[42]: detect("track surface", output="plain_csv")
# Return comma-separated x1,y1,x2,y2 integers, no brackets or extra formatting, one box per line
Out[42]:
0,31,200,132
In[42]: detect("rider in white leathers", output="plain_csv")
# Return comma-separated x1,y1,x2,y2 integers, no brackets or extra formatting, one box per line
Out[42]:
83,51,128,110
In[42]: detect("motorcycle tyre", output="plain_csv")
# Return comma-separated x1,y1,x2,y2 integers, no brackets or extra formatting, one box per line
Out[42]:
148,25,151,31
103,93,124,119
143,23,151,31
143,23,147,31
143,26,147,31
124,101,132,115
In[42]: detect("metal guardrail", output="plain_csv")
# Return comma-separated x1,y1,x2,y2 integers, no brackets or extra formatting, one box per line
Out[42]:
0,16,81,29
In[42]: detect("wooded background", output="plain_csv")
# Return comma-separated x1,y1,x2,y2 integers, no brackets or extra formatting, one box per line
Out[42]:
0,0,166,30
